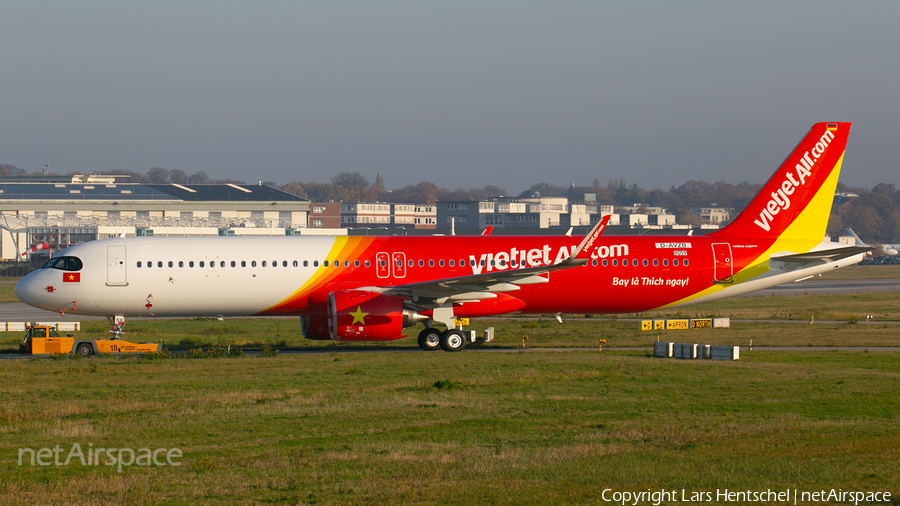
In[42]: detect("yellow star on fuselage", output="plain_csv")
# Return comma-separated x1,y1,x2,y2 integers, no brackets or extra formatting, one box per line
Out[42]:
349,306,368,325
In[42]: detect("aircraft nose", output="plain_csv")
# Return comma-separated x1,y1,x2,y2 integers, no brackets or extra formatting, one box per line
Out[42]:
15,271,47,307
15,272,37,303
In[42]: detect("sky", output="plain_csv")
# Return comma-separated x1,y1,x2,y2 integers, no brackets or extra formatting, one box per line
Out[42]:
1,1,898,193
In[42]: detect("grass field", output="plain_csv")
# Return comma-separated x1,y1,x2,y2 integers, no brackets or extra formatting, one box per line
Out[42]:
0,268,898,504
1,351,897,505
813,264,900,280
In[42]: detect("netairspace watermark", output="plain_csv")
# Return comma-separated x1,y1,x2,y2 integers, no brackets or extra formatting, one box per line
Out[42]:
18,443,182,473
601,488,893,505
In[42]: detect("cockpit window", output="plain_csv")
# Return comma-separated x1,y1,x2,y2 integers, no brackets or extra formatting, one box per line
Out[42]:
41,256,83,271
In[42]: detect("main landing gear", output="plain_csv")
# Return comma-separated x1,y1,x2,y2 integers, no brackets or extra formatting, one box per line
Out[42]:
417,327,466,352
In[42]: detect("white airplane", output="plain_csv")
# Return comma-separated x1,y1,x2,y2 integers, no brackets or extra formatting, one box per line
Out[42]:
15,123,869,351
844,228,898,256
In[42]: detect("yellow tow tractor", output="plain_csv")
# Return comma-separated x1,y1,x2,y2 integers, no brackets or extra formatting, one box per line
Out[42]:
20,324,163,357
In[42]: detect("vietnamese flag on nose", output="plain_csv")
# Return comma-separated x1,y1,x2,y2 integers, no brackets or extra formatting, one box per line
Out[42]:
63,273,80,283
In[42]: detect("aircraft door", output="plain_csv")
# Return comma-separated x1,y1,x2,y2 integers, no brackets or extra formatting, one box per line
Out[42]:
107,245,128,286
712,243,733,283
392,252,407,278
376,252,390,279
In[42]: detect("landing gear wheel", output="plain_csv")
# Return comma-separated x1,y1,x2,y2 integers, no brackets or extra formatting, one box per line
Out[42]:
417,328,442,351
76,343,93,358
440,329,467,352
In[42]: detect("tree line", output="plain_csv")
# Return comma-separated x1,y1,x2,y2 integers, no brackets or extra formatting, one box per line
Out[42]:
2,164,897,244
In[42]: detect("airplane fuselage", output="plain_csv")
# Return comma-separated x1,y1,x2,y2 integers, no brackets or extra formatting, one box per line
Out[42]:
15,233,861,318
14,122,860,349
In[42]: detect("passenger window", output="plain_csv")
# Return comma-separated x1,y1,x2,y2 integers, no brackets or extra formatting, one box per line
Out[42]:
263,261,268,267
480,260,485,267
602,259,608,267
592,259,597,267
510,260,516,268
179,261,184,268
642,259,648,266
219,261,224,268
429,260,435,267
663,259,668,266
418,260,424,267
684,259,689,266
148,261,153,268
241,261,246,267
612,259,618,266
323,260,328,267
231,261,236,267
303,260,308,267
673,259,679,266
199,261,204,268
365,260,371,267
409,259,414,267
157,261,162,268
272,261,277,268
168,261,173,268
653,259,658,266
449,260,455,267
312,260,318,267
189,261,194,268
343,261,348,267
253,261,258,267
137,261,142,268
354,260,360,267
439,260,444,267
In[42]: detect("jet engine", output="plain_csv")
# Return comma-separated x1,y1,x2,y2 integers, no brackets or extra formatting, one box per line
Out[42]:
327,290,426,341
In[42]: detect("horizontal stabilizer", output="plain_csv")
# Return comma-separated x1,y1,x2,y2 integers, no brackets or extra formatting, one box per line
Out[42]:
770,245,871,264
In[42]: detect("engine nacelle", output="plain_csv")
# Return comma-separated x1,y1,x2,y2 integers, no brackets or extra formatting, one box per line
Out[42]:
327,290,425,341
300,315,332,340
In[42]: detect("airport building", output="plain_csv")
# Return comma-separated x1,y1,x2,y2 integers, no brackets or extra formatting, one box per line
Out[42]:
340,203,437,230
437,197,684,231
308,202,342,229
0,174,314,260
690,207,732,225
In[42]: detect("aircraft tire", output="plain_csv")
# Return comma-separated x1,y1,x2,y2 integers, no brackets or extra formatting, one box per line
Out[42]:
417,328,442,351
439,330,466,352
76,343,93,357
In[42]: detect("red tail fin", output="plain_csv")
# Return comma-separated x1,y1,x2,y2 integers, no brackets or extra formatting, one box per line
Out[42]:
712,122,850,240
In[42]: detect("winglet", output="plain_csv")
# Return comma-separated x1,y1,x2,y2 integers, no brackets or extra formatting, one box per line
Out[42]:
482,226,494,236
569,215,611,261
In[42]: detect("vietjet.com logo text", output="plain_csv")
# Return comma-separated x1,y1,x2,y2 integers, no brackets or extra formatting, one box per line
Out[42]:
753,128,835,232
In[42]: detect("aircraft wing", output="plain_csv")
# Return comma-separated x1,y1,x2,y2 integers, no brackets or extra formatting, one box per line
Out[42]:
361,215,611,308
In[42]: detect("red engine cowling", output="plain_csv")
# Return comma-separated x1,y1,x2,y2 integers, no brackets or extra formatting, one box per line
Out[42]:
300,315,331,340
328,290,422,341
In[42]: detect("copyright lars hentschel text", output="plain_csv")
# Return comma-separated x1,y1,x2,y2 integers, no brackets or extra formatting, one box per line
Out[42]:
602,488,891,505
